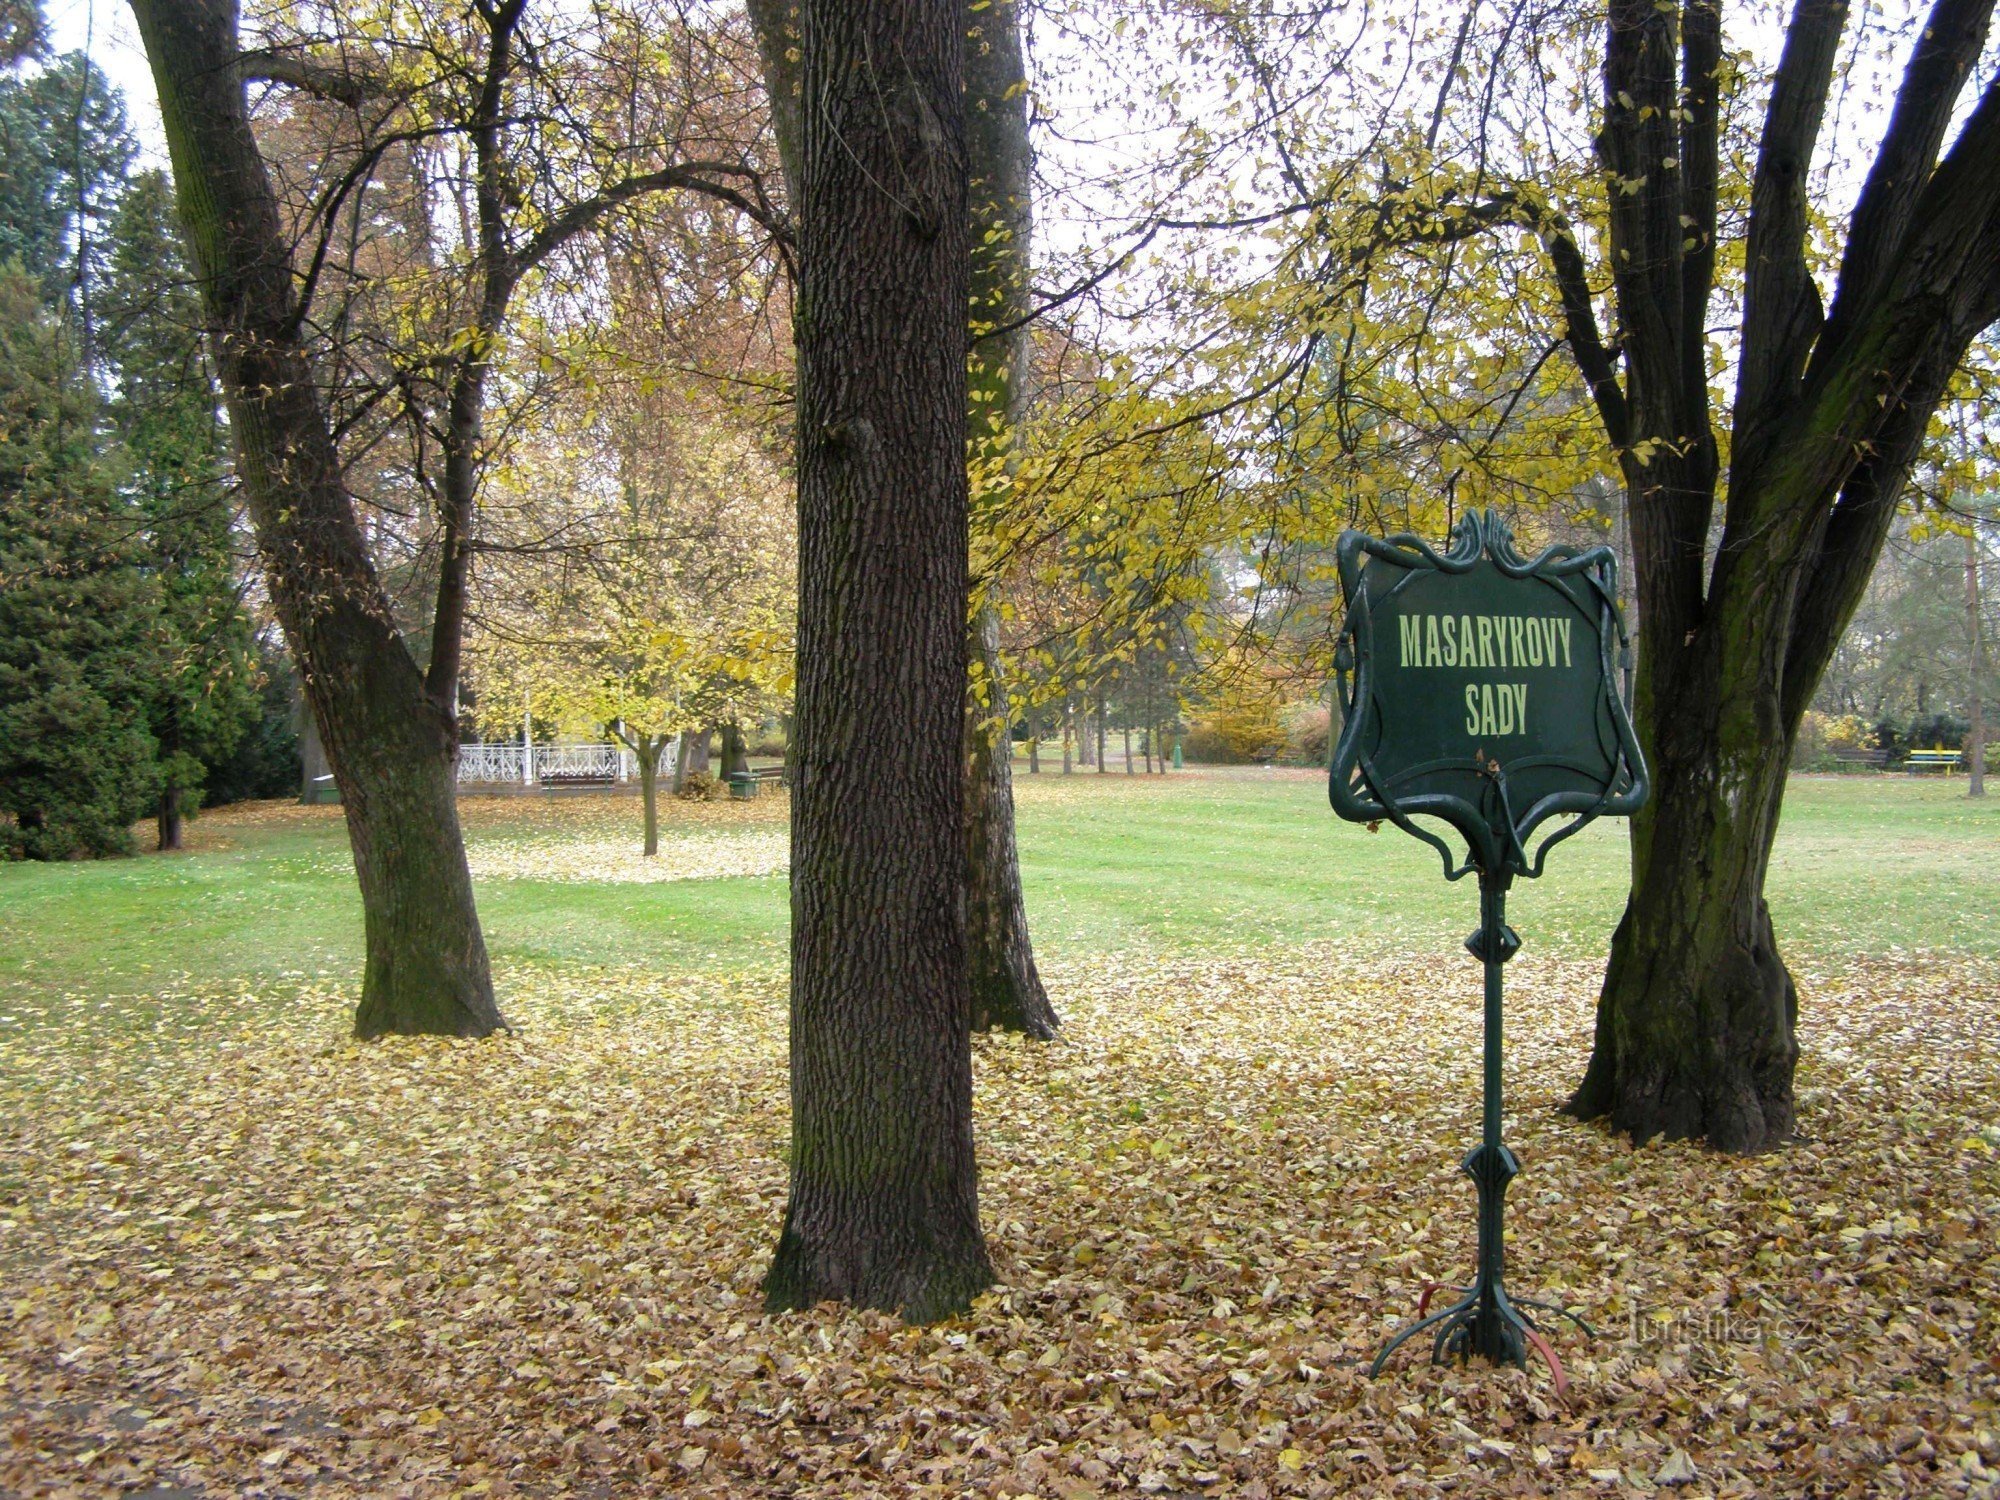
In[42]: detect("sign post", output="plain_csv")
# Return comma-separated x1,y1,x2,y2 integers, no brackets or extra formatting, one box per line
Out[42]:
1328,510,1647,1392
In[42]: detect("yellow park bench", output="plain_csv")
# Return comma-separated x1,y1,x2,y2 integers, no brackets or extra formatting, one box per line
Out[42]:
1904,747,1963,774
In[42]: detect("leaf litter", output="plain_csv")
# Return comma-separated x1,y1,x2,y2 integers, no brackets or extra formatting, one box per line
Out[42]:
2,945,1996,1497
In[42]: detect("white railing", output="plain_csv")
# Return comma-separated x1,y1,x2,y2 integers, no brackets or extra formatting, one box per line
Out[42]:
457,742,662,786
537,743,622,780
459,742,527,783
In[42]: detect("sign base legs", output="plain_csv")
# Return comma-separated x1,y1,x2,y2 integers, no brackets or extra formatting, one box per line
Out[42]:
1367,872,1591,1395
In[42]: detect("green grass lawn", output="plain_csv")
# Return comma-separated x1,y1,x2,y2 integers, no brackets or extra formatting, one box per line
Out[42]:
0,769,1992,1017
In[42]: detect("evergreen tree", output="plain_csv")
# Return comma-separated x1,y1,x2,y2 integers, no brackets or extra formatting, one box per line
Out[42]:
0,50,133,342
103,170,258,848
0,264,162,857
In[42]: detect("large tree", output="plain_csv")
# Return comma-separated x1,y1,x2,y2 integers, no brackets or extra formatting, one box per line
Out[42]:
130,0,502,1037
761,0,993,1319
1550,0,2000,1149
749,0,1058,1039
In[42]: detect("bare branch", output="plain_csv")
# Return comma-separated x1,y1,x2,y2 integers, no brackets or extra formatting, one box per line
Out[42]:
1818,0,1998,364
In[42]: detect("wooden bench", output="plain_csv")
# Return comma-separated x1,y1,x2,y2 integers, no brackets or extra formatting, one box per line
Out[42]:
539,769,615,787
1828,746,1890,768
1904,748,1962,774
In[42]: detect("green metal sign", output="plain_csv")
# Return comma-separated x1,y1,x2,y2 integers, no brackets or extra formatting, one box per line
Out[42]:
1328,510,1647,1394
1330,509,1646,877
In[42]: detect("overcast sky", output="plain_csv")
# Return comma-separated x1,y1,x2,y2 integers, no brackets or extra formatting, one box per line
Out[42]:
45,0,163,158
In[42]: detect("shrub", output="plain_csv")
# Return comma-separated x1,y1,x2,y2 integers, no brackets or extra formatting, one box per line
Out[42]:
676,770,718,801
1281,701,1332,766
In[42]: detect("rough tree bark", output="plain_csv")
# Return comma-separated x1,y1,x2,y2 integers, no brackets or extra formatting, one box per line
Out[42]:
752,0,1056,1039
761,0,993,1319
132,0,501,1039
1546,0,2000,1148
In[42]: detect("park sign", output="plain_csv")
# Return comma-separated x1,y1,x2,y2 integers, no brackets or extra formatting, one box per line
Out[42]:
1328,509,1646,1393
1329,508,1646,877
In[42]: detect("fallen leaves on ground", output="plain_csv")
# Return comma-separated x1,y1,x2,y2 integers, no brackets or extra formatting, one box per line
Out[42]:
2,948,1997,1498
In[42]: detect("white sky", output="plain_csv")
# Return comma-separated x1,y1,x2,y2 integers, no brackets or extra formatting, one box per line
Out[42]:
44,0,163,158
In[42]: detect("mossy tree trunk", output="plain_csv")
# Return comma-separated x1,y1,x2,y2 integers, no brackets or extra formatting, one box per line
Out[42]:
132,0,500,1040
1548,0,2000,1148
760,0,993,1320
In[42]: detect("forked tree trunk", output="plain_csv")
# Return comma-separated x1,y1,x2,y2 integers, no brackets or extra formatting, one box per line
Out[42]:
1542,0,2000,1149
762,0,992,1320
133,0,500,1040
966,611,1058,1037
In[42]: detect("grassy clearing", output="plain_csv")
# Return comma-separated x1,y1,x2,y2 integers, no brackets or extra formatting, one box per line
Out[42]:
1,770,1993,1019
1,771,1997,1497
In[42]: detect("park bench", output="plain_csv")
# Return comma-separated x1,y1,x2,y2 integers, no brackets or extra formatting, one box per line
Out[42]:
1828,746,1890,768
727,765,788,799
538,768,616,787
1904,747,1963,774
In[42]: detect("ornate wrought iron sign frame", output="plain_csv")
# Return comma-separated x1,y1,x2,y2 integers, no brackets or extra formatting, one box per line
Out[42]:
1328,509,1647,1394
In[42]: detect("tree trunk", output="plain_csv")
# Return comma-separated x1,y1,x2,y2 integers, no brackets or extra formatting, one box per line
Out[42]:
1545,0,2000,1150
298,697,336,804
1969,521,1987,797
763,0,992,1321
1123,723,1133,774
1062,699,1073,773
156,782,183,852
719,721,750,780
1565,641,1799,1151
133,0,500,1040
959,0,1053,1041
1027,713,1040,773
1095,695,1107,772
675,727,710,789
966,610,1059,1037
638,734,661,857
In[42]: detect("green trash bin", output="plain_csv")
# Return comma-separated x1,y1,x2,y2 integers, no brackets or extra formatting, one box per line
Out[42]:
727,773,759,800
